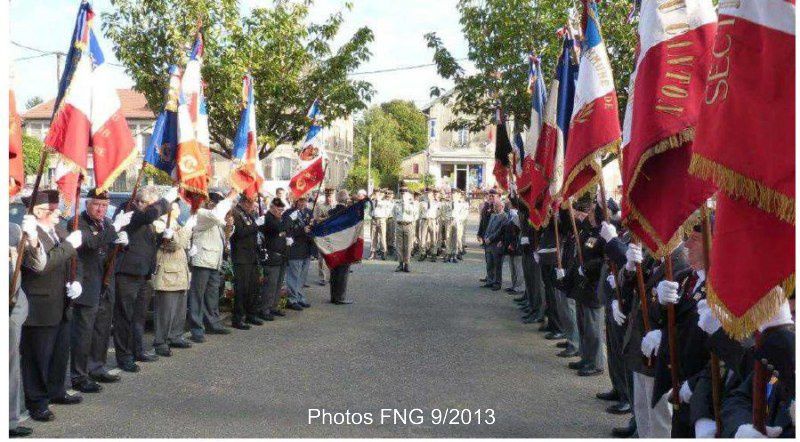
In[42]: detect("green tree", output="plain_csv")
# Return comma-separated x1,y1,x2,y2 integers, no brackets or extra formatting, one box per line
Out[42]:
21,134,43,175
103,0,375,159
380,100,428,154
343,156,381,191
424,0,635,134
25,96,43,110
347,106,410,189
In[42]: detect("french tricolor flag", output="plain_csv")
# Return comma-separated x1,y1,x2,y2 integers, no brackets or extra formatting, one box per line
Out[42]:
562,0,621,202
230,74,265,199
46,1,135,195
311,200,367,269
289,100,326,198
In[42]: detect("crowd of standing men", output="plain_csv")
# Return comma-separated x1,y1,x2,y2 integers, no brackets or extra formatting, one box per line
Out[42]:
8,184,365,438
367,186,470,271
477,189,795,438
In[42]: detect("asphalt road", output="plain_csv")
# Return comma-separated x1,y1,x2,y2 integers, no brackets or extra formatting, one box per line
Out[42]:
29,222,628,438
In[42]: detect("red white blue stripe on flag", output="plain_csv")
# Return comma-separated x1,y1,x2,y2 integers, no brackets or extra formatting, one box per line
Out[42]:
311,200,367,269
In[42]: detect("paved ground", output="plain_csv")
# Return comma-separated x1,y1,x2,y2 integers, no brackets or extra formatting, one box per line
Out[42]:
30,221,628,438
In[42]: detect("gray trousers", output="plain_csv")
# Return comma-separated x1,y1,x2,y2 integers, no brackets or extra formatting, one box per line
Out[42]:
113,274,153,364
508,255,523,291
396,222,415,264
371,218,387,254
153,290,188,349
9,292,28,429
261,264,285,314
555,289,579,352
577,301,606,369
286,259,310,304
386,218,396,251
187,266,222,338
521,253,544,315
606,302,631,403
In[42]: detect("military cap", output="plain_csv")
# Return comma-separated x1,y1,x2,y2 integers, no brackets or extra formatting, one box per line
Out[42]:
22,189,59,208
573,193,594,212
270,197,286,208
208,192,225,203
86,188,109,200
324,187,336,195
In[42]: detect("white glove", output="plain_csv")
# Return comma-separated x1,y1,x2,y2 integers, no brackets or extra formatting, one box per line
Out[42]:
607,274,617,289
600,221,618,242
162,186,180,202
641,329,662,357
611,299,626,326
556,268,566,280
65,230,82,248
256,215,266,226
114,231,129,246
183,215,198,231
21,214,38,238
112,211,133,232
656,280,680,305
679,380,692,403
286,237,295,247
578,266,585,277
625,243,643,271
696,299,722,335
759,300,793,332
289,210,299,221
694,418,717,438
188,245,198,258
66,281,82,299
162,228,174,239
533,252,540,264
734,424,782,438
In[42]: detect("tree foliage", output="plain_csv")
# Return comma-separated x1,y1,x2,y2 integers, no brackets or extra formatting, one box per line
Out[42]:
103,0,375,159
424,0,636,135
343,156,381,191
380,100,428,154
21,134,43,175
346,102,427,191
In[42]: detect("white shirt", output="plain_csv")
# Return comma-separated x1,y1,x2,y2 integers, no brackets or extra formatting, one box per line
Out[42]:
394,200,419,223
373,199,394,218
422,199,440,219
450,200,469,222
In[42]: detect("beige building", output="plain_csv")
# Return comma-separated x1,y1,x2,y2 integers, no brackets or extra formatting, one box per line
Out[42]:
22,89,354,194
401,91,498,193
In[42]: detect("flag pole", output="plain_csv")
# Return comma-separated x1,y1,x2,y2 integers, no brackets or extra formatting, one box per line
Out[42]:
700,203,723,436
100,158,148,290
309,161,330,217
69,174,84,282
553,203,562,269
566,199,584,267
10,150,51,309
596,166,624,306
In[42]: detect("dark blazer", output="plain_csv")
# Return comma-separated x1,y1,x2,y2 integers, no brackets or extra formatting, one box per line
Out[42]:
555,221,605,308
70,212,119,307
21,225,79,327
261,211,287,267
619,245,690,375
477,203,493,239
116,198,170,277
230,204,260,265
652,268,710,408
283,207,313,260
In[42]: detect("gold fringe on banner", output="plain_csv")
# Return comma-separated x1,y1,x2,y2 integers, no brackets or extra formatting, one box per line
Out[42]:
623,202,685,259
689,154,795,225
95,147,139,194
706,274,795,341
559,138,620,206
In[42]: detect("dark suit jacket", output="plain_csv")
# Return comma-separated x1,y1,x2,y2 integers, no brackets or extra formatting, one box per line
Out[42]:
230,204,260,265
71,212,119,307
116,198,169,277
283,207,313,260
21,225,79,327
262,211,287,267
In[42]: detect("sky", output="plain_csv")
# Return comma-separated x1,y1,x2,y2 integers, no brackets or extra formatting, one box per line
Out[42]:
10,0,473,113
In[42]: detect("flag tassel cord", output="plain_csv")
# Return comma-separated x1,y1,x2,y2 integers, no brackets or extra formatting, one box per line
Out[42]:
688,154,795,225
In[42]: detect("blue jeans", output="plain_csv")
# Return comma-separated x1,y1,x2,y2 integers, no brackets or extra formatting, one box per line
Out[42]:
286,259,310,304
